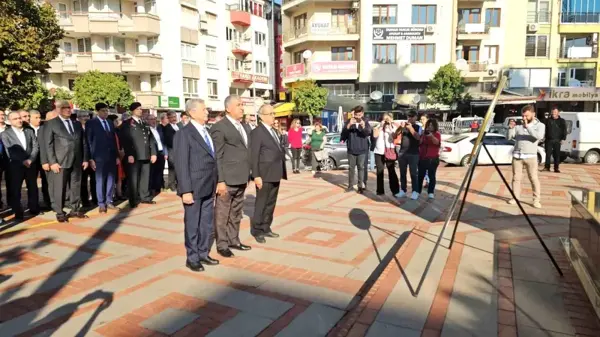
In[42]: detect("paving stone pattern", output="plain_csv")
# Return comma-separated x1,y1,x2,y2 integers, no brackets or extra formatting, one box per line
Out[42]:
1,164,600,336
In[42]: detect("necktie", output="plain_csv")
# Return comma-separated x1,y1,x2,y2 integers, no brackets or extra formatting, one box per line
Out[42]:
66,120,74,134
270,128,280,145
102,120,109,132
236,123,247,146
203,130,213,154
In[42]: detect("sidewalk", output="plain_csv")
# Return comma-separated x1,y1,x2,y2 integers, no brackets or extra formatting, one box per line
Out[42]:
0,164,599,336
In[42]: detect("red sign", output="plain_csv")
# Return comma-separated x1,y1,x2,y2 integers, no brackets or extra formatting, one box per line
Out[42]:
285,63,305,78
311,61,358,74
231,71,269,84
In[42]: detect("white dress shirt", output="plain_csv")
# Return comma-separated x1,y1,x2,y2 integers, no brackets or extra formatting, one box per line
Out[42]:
226,115,247,145
190,120,214,151
149,127,164,152
32,126,40,138
13,127,27,150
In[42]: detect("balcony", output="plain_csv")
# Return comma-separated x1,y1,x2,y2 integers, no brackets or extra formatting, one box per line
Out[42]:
560,11,600,24
230,41,252,57
456,23,490,40
48,52,162,74
282,61,359,85
228,4,252,27
558,46,598,61
459,61,500,81
56,11,160,36
527,11,551,24
135,91,162,109
230,71,269,85
283,24,359,48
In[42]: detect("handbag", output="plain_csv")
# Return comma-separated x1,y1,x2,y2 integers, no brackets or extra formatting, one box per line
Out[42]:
314,149,327,161
383,129,397,161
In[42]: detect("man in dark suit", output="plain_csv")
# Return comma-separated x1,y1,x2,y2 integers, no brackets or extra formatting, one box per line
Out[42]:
174,99,219,272
250,105,287,243
87,103,118,213
29,110,51,210
78,111,97,207
44,100,89,222
146,114,167,195
162,111,179,191
38,106,59,210
120,102,157,208
210,95,252,258
1,111,40,219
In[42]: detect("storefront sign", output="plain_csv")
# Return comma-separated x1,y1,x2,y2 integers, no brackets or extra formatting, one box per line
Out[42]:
231,71,269,84
158,96,180,109
311,21,330,34
311,61,358,74
285,63,305,78
537,88,600,101
372,27,425,41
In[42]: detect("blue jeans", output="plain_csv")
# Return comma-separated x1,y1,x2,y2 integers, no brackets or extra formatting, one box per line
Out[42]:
398,154,419,193
369,151,375,171
417,158,439,194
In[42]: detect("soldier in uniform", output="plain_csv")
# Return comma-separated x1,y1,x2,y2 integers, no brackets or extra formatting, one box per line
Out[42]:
120,102,157,208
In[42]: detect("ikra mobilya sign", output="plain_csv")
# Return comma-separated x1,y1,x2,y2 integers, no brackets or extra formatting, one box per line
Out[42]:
537,88,600,101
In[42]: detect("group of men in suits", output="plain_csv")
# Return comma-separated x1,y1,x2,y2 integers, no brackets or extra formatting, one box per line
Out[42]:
174,96,287,272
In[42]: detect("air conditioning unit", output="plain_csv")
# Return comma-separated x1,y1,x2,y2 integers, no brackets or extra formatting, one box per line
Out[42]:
352,1,359,9
528,23,538,32
487,69,497,76
426,25,435,33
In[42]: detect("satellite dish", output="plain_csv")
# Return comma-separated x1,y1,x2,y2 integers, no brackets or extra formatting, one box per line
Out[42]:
412,94,421,104
455,58,468,71
302,50,312,59
370,91,383,100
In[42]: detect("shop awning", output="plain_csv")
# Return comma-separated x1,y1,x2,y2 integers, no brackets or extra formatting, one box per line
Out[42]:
273,102,295,117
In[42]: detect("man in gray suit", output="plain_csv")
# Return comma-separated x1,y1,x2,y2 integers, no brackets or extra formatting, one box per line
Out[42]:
210,95,252,258
1,111,40,219
44,101,89,222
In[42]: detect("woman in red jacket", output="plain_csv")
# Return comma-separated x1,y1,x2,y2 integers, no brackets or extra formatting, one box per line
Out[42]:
417,119,441,199
288,119,303,173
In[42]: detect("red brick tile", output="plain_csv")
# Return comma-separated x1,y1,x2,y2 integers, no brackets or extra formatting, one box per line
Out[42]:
498,310,516,326
498,298,515,312
498,323,517,337
421,328,441,337
497,268,512,278
346,322,369,337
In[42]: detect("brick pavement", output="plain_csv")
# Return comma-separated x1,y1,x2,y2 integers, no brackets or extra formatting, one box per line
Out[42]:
0,164,599,337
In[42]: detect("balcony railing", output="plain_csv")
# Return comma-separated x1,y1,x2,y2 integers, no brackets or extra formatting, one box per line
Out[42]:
283,24,358,42
527,10,551,24
467,62,488,72
558,46,598,59
560,11,600,24
556,79,595,87
457,23,491,34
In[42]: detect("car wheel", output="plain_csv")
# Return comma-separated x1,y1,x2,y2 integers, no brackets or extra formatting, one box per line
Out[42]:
324,157,336,170
584,150,600,164
460,155,471,167
537,154,542,165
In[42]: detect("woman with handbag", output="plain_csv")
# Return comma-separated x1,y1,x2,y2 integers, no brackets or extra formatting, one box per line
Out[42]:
373,113,400,196
288,119,303,173
308,122,327,177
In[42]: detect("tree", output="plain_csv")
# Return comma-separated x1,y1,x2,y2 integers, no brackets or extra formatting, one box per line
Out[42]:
292,80,328,124
0,0,64,109
73,71,134,110
17,78,52,112
51,88,74,101
425,64,470,107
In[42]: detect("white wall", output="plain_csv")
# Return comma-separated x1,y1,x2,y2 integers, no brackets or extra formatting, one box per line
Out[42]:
199,1,229,111
360,0,453,83
251,13,273,91
157,0,184,106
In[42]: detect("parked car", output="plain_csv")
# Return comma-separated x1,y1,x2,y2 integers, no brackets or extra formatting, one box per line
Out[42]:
440,133,546,166
324,133,349,169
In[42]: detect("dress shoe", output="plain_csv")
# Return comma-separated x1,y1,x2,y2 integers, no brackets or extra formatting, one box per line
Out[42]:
106,203,117,210
99,206,107,213
199,256,219,265
56,214,68,223
68,211,88,219
129,203,138,209
254,235,266,244
140,200,156,204
185,260,204,272
29,210,40,216
264,232,279,238
542,167,551,172
217,248,234,258
229,243,252,251
14,213,24,220
554,169,561,173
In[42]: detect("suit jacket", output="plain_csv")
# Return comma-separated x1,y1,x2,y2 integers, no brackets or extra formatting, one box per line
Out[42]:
163,123,178,150
210,116,251,185
250,123,287,183
86,117,118,163
1,127,38,164
173,123,217,199
36,124,49,164
44,117,88,169
120,118,157,160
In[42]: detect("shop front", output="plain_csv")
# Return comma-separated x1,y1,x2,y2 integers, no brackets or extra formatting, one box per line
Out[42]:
535,87,600,115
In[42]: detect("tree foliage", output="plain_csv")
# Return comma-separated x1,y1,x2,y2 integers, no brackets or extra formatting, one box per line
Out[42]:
292,80,328,124
17,78,52,112
425,64,469,106
51,87,73,101
73,71,134,110
0,0,64,109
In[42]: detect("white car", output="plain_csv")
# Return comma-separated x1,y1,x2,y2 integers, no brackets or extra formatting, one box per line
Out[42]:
440,133,546,166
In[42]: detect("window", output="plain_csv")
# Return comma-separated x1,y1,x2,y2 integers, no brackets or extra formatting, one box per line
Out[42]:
372,5,397,24
227,57,245,71
147,37,158,52
255,32,266,46
294,13,307,30
68,79,76,91
525,35,548,57
321,84,354,96
293,50,305,64
397,82,426,94
181,43,196,63
331,47,354,61
411,44,436,63
331,9,353,27
485,8,501,27
205,13,217,36
92,0,103,10
58,3,68,18
459,8,481,23
557,68,595,87
77,38,91,53
255,61,267,75
208,79,218,99
113,37,125,53
72,0,89,13
150,75,161,91
226,27,243,42
372,44,396,64
507,68,551,88
183,78,198,96
411,5,436,24
483,45,499,64
205,46,217,68
144,0,156,14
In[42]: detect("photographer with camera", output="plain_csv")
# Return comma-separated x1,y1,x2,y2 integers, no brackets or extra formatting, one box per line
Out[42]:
394,110,421,200
372,113,399,196
341,106,371,193
416,119,441,199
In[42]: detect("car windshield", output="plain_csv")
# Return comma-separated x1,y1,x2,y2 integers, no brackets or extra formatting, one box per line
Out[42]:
445,135,469,143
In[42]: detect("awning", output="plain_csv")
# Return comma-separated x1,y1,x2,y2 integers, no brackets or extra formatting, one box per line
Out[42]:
273,102,295,117
469,93,537,107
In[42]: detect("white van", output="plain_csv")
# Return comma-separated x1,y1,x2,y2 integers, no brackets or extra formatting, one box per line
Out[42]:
560,112,600,164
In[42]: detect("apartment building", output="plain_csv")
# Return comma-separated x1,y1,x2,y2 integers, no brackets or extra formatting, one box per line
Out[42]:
281,0,360,97
45,0,162,109
226,0,275,115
